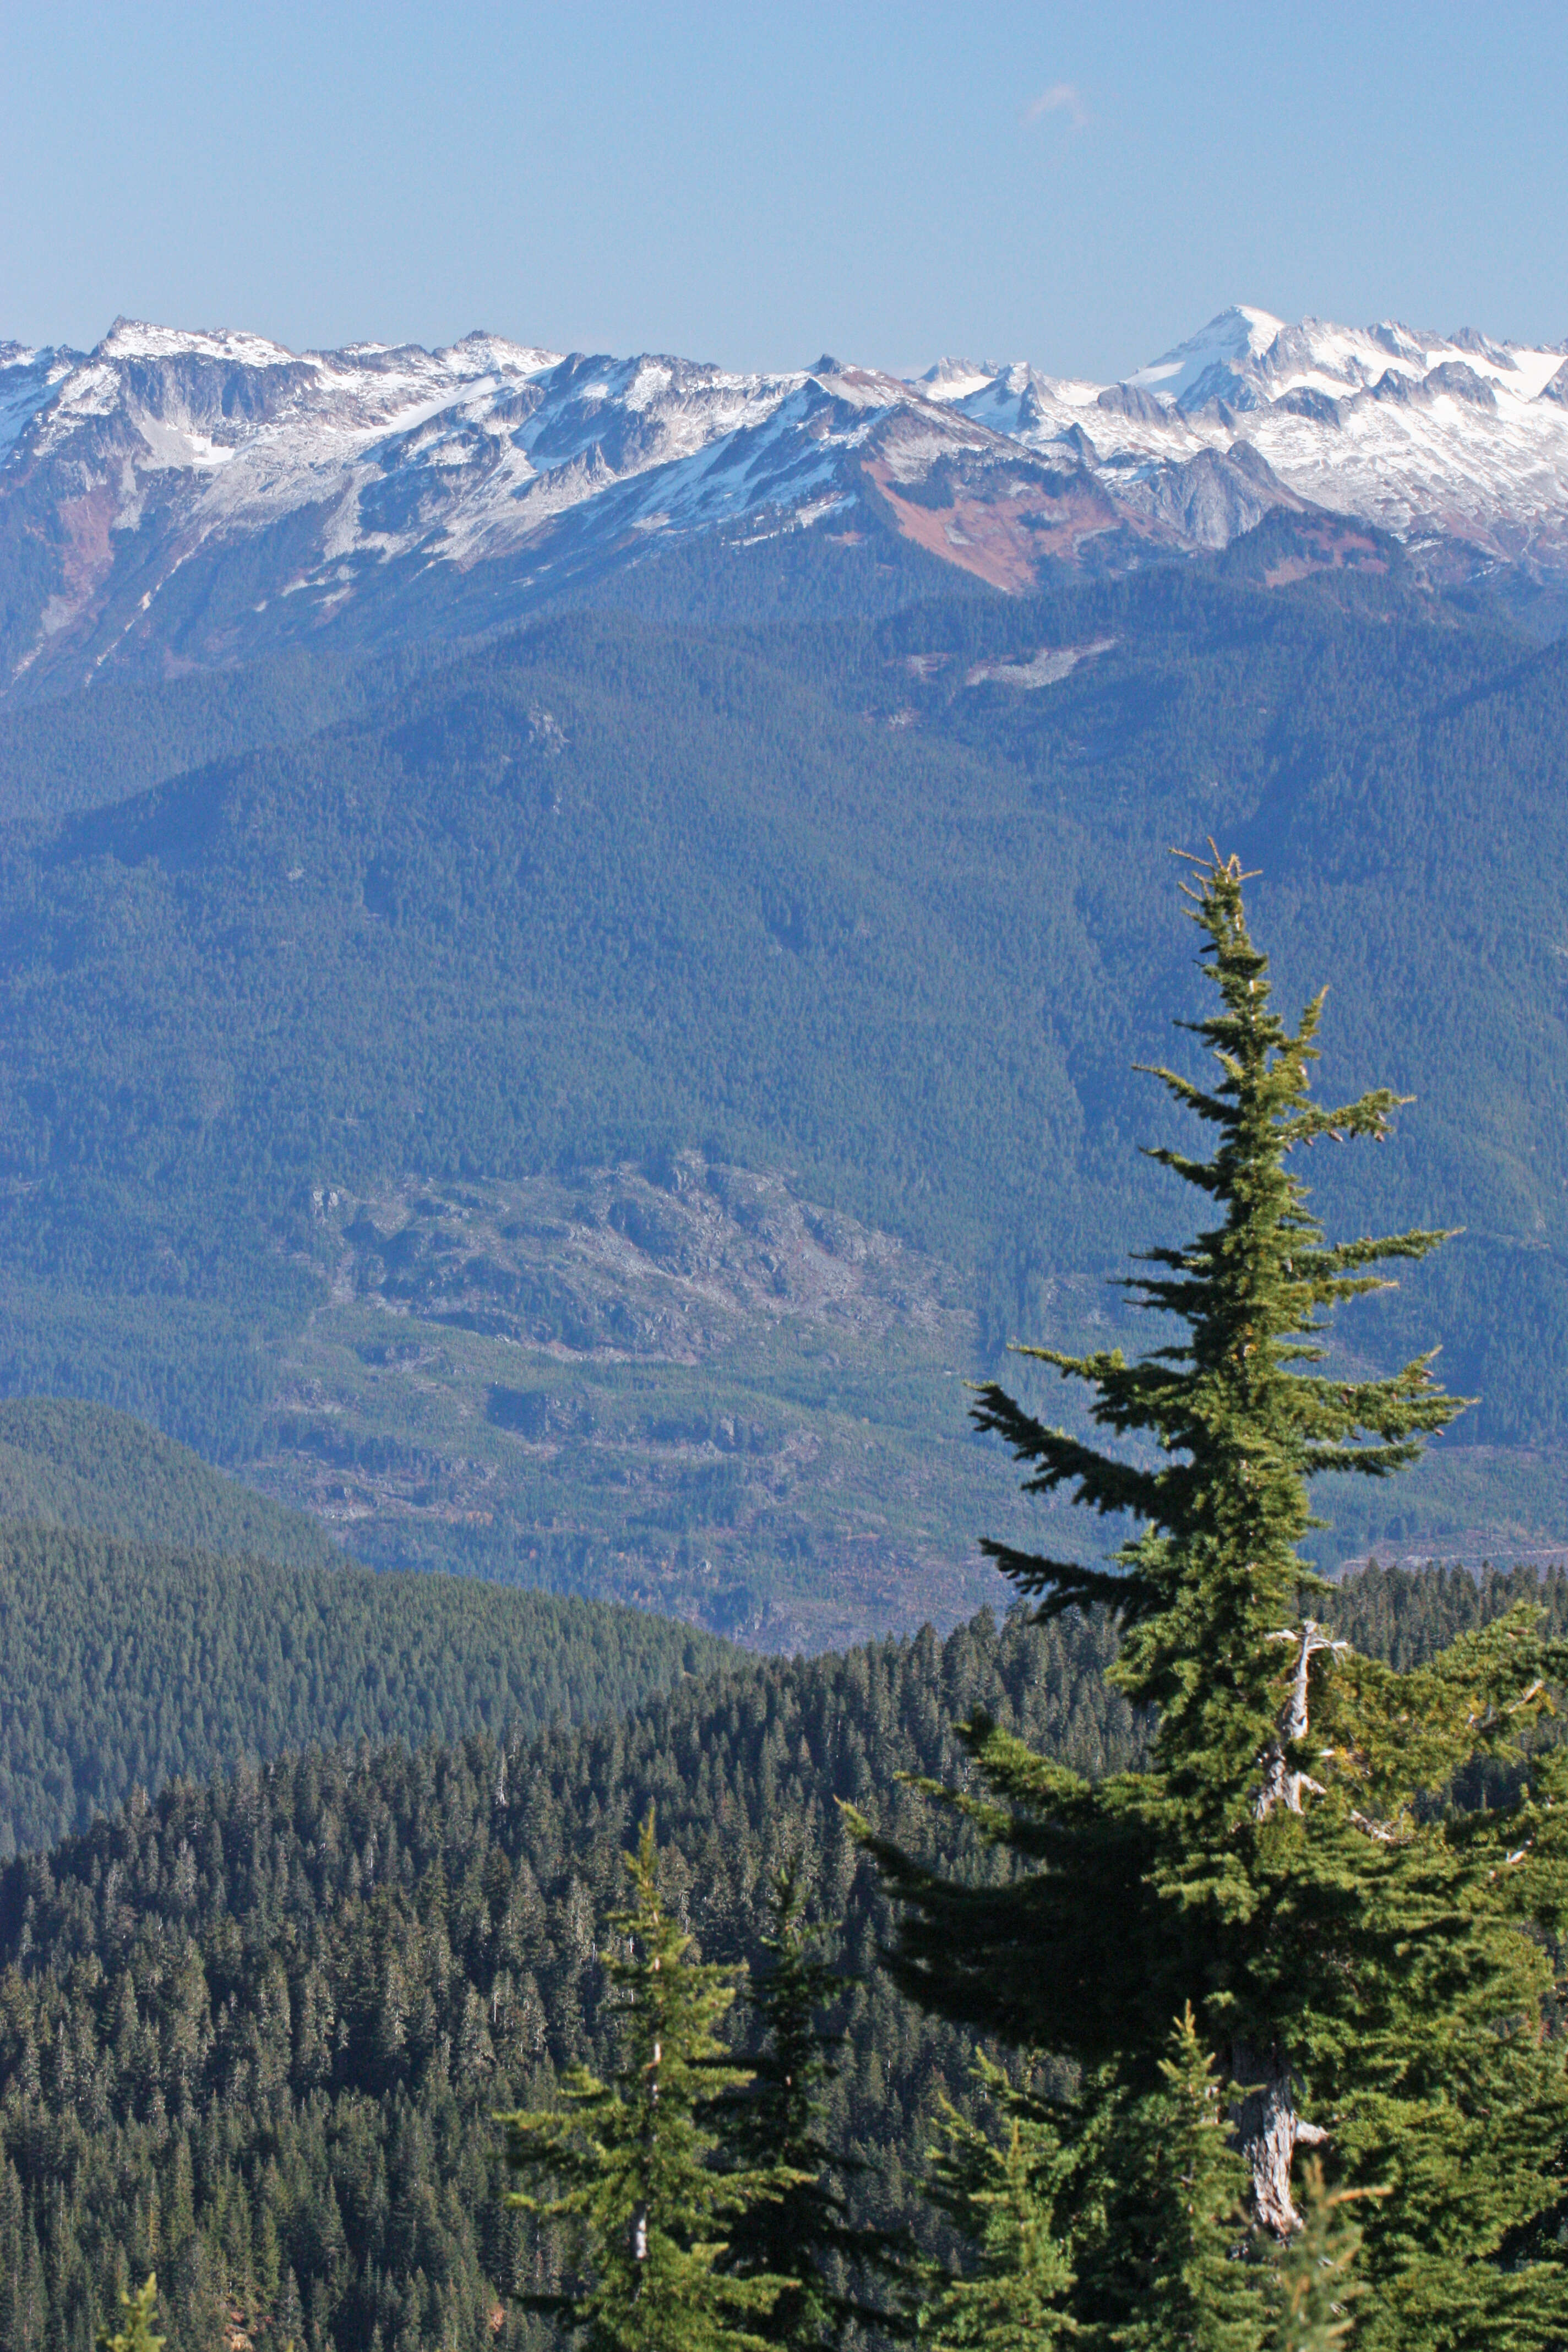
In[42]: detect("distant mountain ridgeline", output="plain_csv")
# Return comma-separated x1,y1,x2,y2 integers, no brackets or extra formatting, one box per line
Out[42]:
0,643,455,827
0,1564,1551,2352
0,566,1562,1597
4,307,1566,701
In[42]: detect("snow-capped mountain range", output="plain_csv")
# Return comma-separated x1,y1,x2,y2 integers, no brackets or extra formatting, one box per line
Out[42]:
4,303,1567,693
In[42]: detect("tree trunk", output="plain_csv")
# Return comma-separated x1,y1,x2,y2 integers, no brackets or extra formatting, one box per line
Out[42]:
1237,1625,1340,2231
1231,2039,1329,2236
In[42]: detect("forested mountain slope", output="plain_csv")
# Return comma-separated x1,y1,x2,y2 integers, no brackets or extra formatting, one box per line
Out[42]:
0,646,450,827
0,1566,1551,2352
0,1521,729,1856
0,1400,342,1569
0,566,1565,1605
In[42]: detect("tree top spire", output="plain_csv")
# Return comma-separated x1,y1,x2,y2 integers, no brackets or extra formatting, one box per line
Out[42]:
972,851,1465,1735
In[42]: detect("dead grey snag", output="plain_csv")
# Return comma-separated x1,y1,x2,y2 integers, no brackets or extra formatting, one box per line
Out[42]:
1238,1623,1344,2231
1254,1622,1348,1821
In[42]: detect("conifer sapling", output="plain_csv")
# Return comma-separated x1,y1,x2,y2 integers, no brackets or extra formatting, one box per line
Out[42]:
716,1865,913,2346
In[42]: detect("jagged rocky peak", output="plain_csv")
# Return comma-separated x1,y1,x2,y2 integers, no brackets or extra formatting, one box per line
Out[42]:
1448,325,1519,371
1370,320,1431,363
915,356,1000,397
1423,360,1498,408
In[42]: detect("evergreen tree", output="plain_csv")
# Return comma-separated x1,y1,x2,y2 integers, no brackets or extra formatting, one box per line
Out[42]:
500,1814,790,2352
920,2052,1077,2352
1091,2008,1264,2352
858,852,1568,2346
716,1866,913,2345
96,2274,164,2352
276,2264,306,2351
921,2012,1265,2352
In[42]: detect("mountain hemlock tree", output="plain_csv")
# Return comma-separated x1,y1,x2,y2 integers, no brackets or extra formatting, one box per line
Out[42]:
921,2011,1256,2351
1097,2004,1266,2351
714,1866,913,2346
500,1814,792,2352
859,851,1568,2348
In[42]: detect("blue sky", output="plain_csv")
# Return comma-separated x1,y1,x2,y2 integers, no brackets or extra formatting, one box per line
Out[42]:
3,1,1564,377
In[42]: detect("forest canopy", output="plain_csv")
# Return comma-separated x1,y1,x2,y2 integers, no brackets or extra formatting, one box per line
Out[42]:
0,1517,730,1855
0,1566,1554,2351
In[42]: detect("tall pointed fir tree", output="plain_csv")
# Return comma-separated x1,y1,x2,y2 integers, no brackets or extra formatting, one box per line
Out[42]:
500,1815,792,2352
1095,2006,1264,2352
713,1866,913,2347
857,851,1568,2349
919,2050,1079,2352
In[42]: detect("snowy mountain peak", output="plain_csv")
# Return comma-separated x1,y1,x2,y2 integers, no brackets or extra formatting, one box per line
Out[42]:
916,357,1003,400
1128,305,1287,405
3,302,1567,696
95,318,301,367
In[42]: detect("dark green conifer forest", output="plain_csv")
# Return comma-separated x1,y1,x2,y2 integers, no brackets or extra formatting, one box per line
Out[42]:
0,1518,730,1856
0,1401,341,1571
0,1559,1558,2351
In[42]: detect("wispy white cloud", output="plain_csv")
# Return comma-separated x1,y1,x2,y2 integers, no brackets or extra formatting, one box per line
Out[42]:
1024,81,1087,131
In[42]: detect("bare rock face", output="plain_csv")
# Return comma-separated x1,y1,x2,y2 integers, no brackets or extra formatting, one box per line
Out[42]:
1423,358,1498,407
1119,443,1300,550
249,1157,1004,1653
1095,380,1167,424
